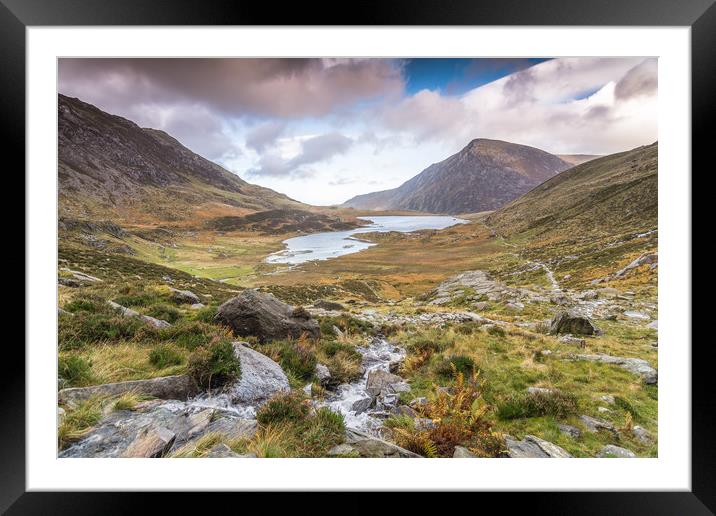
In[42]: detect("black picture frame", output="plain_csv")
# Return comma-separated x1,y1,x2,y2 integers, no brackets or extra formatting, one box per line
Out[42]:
5,0,710,511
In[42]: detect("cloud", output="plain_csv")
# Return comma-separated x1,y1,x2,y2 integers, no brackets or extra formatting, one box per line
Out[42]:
614,58,658,100
248,132,353,177
245,121,286,152
377,57,657,154
58,58,404,119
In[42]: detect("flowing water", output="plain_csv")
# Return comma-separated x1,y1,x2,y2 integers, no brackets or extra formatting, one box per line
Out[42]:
318,337,406,436
266,215,467,265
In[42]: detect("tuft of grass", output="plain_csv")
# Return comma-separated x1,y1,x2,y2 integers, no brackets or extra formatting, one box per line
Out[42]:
187,339,241,389
149,344,183,369
144,303,181,324
264,338,317,381
433,355,477,380
257,392,309,426
58,355,95,388
112,391,144,411
59,313,145,350
497,390,578,420
58,397,104,449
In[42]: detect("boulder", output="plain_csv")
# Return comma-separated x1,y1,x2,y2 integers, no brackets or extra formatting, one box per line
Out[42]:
326,444,357,456
558,424,581,439
389,405,418,418
58,375,199,407
228,343,290,405
345,428,421,458
365,369,407,397
60,268,103,284
107,300,171,329
186,409,214,438
351,397,373,414
505,435,572,458
579,415,616,434
121,425,176,458
615,253,658,277
597,445,636,458
215,289,320,342
453,446,477,458
549,311,601,336
632,426,653,445
171,288,201,304
315,363,332,386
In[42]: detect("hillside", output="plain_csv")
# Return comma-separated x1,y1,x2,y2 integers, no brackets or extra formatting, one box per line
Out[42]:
487,142,657,239
342,139,571,214
58,94,306,225
557,154,602,166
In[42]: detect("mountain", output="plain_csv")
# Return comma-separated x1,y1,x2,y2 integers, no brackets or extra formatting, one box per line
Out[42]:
342,139,572,214
557,154,602,166
487,142,657,239
58,94,304,225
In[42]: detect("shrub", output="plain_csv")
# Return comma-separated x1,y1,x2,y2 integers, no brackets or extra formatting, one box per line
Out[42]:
300,407,345,454
192,305,218,323
455,321,483,335
149,345,183,369
406,337,443,355
145,321,227,350
58,355,94,388
269,340,317,380
319,315,373,337
59,313,145,350
63,295,107,314
256,392,309,426
433,355,477,380
187,339,241,389
497,390,578,420
322,350,362,384
144,303,181,324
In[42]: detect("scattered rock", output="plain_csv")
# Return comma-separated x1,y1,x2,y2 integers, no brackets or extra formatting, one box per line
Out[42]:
601,395,615,404
205,443,240,458
506,301,524,311
527,386,555,396
550,311,601,336
472,301,489,311
315,363,332,386
409,397,427,408
58,375,199,407
59,268,103,284
558,424,581,439
623,311,650,321
597,406,612,414
550,293,571,306
558,334,586,347
344,428,421,458
615,253,658,278
121,425,176,458
351,397,373,414
389,405,418,418
107,300,171,329
579,415,616,434
505,435,572,458
365,369,407,397
597,444,636,458
229,343,290,405
573,354,657,384
647,320,658,330
186,409,213,438
632,426,653,445
580,290,598,300
215,290,320,342
170,288,201,304
453,446,477,458
326,444,357,456
190,303,206,310
414,418,436,431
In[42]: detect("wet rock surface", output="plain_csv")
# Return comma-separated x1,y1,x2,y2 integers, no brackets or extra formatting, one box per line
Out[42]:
59,375,199,407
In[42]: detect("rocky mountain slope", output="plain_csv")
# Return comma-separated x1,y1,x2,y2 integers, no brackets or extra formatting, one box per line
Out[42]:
342,139,572,214
59,94,305,225
487,142,657,239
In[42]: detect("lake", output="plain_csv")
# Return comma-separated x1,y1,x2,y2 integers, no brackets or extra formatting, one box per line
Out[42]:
265,215,468,265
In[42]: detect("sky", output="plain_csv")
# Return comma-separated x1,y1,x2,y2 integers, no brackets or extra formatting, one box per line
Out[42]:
58,57,657,206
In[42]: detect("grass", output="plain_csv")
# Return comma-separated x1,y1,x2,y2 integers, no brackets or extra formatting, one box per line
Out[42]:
187,339,241,389
58,396,105,449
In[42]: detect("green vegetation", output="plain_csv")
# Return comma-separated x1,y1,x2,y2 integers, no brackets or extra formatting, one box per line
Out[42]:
187,339,241,389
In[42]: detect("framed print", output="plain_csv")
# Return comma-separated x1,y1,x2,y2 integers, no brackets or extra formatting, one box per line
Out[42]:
6,0,711,511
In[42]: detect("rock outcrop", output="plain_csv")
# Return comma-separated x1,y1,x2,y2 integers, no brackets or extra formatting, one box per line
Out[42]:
505,435,572,458
549,311,601,336
228,343,290,405
215,290,320,342
58,375,199,407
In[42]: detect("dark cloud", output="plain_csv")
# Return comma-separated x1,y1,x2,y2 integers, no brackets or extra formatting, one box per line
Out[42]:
248,132,353,177
58,58,404,119
614,58,657,100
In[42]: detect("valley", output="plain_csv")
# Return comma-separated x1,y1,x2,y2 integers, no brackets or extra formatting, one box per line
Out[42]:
56,96,658,460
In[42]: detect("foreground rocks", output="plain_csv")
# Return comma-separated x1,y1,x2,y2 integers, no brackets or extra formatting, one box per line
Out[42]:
229,343,290,405
60,402,257,458
58,375,199,407
597,444,636,458
339,428,421,458
215,289,320,342
505,435,572,458
170,288,201,305
549,310,601,336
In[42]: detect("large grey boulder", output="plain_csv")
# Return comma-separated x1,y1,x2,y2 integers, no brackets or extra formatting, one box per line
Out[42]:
505,435,572,458
58,375,199,407
550,311,601,336
215,289,320,342
228,343,290,405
